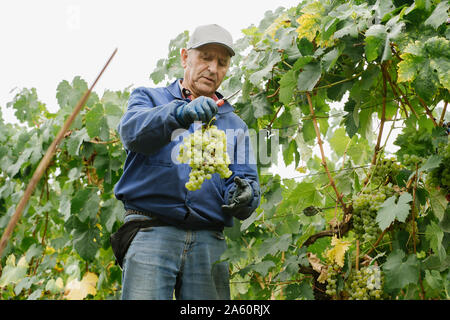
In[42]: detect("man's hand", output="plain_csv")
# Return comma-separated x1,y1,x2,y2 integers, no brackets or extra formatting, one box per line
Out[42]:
222,176,253,219
176,96,218,127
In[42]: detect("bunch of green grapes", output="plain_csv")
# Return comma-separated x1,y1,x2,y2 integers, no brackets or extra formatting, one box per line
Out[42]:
178,125,232,191
352,186,393,243
370,157,402,185
325,264,340,297
427,142,450,194
402,154,424,168
345,265,384,300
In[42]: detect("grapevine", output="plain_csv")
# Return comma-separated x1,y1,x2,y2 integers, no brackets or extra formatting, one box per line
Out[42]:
177,120,232,191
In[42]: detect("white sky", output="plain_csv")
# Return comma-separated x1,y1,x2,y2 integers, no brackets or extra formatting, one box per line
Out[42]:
0,0,300,119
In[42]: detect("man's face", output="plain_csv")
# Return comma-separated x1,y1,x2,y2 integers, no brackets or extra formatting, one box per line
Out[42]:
181,44,231,98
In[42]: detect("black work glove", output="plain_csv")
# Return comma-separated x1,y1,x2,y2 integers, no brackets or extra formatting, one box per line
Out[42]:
222,176,254,220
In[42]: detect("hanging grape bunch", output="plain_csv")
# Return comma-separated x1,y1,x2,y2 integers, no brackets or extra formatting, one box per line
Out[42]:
352,186,393,244
345,265,384,300
178,122,232,191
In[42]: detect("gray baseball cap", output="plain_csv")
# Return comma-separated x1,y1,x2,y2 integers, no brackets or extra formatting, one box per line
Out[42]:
187,24,235,57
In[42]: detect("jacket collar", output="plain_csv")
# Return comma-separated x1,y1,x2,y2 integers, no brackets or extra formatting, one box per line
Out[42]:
166,78,234,114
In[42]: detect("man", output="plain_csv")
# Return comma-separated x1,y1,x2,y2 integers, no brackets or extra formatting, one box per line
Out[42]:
112,24,260,300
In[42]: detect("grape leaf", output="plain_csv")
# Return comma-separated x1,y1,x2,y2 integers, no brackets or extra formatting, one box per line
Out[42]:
278,69,297,105
297,62,322,92
424,1,450,30
383,249,419,291
85,103,110,141
425,221,446,262
325,236,351,267
376,193,412,231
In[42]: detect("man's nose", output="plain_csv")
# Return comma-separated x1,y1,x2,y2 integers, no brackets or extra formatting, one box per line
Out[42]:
207,59,219,74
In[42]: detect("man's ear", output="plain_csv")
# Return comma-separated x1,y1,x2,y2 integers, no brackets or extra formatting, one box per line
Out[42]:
180,48,188,69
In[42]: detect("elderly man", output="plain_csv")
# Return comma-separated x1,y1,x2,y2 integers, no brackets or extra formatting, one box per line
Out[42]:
112,24,260,300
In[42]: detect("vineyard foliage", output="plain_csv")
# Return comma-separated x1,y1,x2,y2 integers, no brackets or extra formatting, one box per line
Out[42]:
1,0,449,300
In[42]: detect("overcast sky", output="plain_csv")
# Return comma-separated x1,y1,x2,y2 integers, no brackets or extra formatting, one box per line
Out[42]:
0,0,300,120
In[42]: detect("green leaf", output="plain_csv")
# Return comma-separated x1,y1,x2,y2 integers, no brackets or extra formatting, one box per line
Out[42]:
321,48,340,72
250,93,273,118
302,120,316,143
329,127,350,157
0,256,28,287
297,62,322,92
100,199,124,233
250,260,276,277
249,52,281,85
425,221,446,262
429,188,447,221
258,234,292,257
383,249,420,291
66,128,89,157
72,227,100,261
279,69,297,105
424,1,450,30
365,25,386,62
292,56,314,71
85,103,110,140
71,188,100,223
282,139,299,167
376,193,413,230
418,155,442,173
297,37,314,56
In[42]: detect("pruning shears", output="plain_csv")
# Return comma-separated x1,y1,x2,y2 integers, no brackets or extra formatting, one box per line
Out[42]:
216,89,241,107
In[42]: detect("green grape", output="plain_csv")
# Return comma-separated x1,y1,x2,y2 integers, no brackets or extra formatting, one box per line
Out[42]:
370,157,402,185
325,263,341,298
427,142,450,194
352,184,394,244
345,265,384,300
178,125,232,191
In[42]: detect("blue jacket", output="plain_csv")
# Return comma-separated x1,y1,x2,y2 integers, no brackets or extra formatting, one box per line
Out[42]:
114,79,260,230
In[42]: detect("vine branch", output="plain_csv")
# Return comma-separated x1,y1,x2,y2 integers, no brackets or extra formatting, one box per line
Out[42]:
306,92,348,215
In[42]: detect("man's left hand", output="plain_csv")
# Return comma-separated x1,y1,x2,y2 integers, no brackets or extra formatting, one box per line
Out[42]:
222,176,253,219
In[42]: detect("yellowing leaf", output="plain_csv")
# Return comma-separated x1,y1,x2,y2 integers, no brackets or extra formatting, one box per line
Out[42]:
317,268,329,284
264,13,291,39
64,272,98,300
307,252,325,273
325,236,351,267
296,13,321,42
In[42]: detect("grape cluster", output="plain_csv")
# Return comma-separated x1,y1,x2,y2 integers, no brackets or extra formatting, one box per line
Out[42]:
402,154,424,168
178,125,232,191
352,187,392,243
370,157,402,185
345,265,384,300
427,142,450,194
325,264,340,297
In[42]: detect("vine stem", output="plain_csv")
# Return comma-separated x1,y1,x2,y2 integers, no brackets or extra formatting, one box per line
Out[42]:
438,101,448,126
306,92,348,215
417,96,437,127
384,70,419,120
0,48,117,257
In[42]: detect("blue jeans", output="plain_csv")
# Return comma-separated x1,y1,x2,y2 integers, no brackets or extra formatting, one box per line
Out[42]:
121,215,230,300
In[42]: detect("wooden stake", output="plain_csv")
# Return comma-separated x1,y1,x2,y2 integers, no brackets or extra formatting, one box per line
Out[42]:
0,48,118,257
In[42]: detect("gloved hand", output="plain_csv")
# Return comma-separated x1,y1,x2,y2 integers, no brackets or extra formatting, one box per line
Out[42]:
222,176,254,219
175,96,218,127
